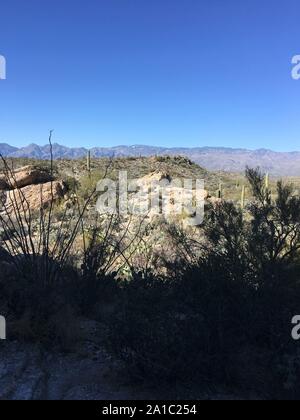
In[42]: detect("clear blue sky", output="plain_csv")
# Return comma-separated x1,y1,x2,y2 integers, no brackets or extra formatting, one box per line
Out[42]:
0,0,299,151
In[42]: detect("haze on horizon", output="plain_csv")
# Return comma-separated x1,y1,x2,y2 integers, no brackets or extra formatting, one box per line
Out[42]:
1,141,300,154
0,0,300,152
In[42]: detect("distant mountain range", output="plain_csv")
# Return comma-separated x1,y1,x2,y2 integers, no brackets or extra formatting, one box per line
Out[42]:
0,143,299,176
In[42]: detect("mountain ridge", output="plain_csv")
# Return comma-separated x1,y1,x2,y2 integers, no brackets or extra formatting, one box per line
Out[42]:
0,143,299,176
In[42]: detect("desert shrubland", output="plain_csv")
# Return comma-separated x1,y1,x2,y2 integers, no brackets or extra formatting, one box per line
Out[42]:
1,150,300,399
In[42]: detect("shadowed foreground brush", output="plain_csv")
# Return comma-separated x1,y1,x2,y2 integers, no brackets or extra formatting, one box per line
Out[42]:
0,132,94,285
1,161,300,398
0,132,98,346
104,169,300,399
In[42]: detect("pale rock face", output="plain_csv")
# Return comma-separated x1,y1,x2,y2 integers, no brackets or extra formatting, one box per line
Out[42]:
140,171,171,185
207,196,222,205
3,180,66,214
0,165,53,190
127,170,209,220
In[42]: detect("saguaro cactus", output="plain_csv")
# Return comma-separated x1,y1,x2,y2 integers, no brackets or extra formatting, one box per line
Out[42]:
265,172,269,191
241,185,245,209
86,150,91,172
217,183,223,199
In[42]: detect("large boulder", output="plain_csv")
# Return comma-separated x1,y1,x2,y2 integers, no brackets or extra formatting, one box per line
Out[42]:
140,171,209,199
3,180,66,214
126,171,209,220
0,165,53,190
140,171,171,185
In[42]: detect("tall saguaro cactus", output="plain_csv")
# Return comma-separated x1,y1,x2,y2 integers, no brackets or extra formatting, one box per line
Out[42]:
217,183,223,199
87,150,91,172
265,172,269,191
241,185,245,209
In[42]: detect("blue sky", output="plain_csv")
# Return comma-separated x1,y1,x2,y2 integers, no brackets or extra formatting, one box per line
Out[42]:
0,0,299,151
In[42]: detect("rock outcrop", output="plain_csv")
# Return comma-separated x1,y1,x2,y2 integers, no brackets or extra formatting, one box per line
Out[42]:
3,181,66,214
140,171,171,185
126,171,209,223
0,165,66,214
139,171,208,196
0,165,53,190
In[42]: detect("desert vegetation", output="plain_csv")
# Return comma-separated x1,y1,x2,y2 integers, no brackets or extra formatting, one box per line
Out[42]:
0,145,300,399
